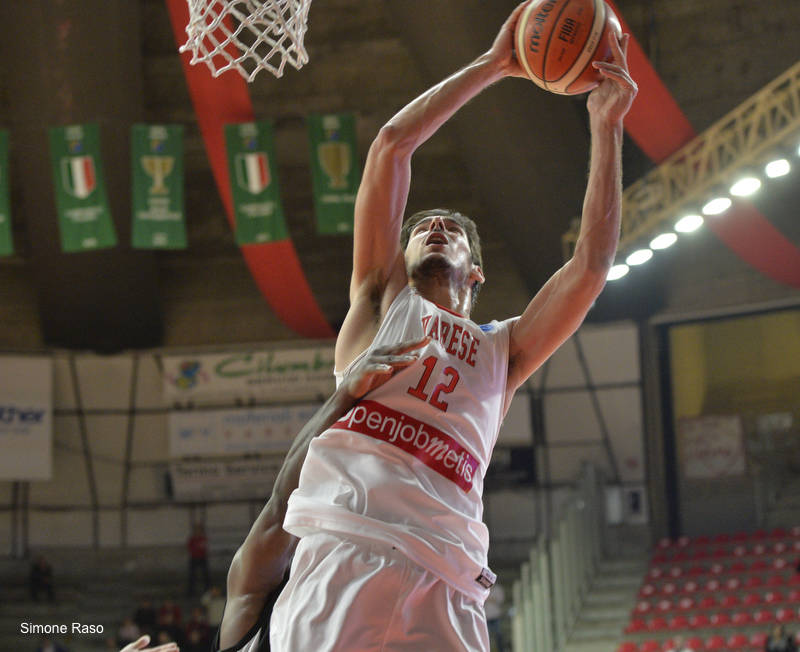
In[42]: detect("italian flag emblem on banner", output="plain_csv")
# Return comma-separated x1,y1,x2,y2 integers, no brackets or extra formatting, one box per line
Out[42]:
131,124,187,249
0,130,13,256
224,121,288,245
307,113,359,235
48,124,117,252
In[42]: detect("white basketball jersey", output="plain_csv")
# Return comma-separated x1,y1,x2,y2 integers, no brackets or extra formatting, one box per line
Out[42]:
284,285,514,602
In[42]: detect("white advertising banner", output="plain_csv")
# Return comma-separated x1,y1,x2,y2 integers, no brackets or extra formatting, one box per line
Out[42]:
162,346,336,404
679,415,746,479
0,357,52,480
169,458,283,501
169,403,321,458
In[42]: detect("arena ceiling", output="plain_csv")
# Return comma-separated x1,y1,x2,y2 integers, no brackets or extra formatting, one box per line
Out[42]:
0,0,798,351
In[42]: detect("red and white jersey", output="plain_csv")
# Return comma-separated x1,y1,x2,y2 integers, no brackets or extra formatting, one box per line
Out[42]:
284,285,514,602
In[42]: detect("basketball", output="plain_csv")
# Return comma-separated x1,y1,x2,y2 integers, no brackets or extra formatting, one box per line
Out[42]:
514,0,622,95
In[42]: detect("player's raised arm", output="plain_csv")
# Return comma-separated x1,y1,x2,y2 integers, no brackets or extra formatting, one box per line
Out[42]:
506,32,637,400
337,2,530,371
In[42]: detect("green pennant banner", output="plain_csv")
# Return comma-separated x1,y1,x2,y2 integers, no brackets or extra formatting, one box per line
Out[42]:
48,124,117,252
307,113,359,235
0,131,13,257
131,124,186,249
224,121,288,245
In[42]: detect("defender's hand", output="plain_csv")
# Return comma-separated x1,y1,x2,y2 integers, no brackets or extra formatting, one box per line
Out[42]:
587,32,637,123
343,337,429,399
120,635,179,652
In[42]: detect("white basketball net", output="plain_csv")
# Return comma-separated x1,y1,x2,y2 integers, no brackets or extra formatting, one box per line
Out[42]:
179,0,311,82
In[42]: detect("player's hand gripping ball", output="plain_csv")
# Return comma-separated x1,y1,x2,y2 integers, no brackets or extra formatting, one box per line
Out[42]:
514,0,622,95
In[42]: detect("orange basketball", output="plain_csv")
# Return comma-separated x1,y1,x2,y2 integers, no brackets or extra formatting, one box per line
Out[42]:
514,0,622,95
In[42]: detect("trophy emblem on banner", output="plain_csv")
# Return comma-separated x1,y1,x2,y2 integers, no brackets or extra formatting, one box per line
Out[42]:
141,156,175,195
317,115,351,190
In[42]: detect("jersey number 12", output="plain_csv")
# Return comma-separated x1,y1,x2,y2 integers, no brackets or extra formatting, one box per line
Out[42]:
406,355,460,412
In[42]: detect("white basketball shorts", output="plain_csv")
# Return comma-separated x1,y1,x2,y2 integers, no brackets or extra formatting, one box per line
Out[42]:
269,531,489,651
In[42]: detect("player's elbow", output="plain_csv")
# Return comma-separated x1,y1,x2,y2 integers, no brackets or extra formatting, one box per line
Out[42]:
373,123,417,159
569,249,610,298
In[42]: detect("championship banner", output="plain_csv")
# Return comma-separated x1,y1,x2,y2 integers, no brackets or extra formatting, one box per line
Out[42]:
131,124,187,249
162,345,336,404
224,121,288,245
169,458,283,501
0,357,52,480
169,403,321,457
307,113,359,234
0,130,12,256
48,124,117,252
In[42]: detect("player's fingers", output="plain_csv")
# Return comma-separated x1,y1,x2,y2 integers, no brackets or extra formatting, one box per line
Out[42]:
128,635,151,650
621,33,630,58
380,354,419,367
149,644,180,652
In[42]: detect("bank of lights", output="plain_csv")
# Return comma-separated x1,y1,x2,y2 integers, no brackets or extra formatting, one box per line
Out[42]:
605,146,798,282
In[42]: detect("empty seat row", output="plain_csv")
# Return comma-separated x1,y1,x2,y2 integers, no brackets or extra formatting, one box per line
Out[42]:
647,556,795,578
656,527,800,550
625,606,800,634
618,630,786,652
634,588,800,614
639,573,799,597
652,541,800,564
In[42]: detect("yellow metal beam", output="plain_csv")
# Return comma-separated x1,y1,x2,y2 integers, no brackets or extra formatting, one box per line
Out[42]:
562,60,800,262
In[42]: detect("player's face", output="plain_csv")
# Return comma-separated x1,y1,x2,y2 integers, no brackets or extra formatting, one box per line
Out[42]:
404,215,475,276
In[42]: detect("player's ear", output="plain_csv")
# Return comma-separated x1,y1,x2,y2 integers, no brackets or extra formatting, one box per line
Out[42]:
470,264,485,286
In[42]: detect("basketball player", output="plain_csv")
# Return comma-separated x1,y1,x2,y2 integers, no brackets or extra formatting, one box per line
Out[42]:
209,340,428,652
272,2,637,650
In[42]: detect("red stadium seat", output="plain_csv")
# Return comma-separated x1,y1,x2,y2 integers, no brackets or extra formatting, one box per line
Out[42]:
688,565,706,577
719,594,740,608
773,557,789,570
689,613,710,629
677,597,695,611
750,558,769,571
750,632,768,648
765,590,784,604
668,615,688,630
753,609,775,624
731,531,748,542
657,537,672,549
617,643,638,652
704,579,721,592
648,616,668,632
668,566,683,578
638,641,660,652
753,542,768,555
793,540,800,552
774,541,788,554
634,600,653,615
693,535,711,546
767,574,786,587
789,574,800,586
710,612,731,627
709,564,724,576
713,533,731,544
742,592,762,606
726,633,749,649
731,611,753,626
729,560,747,573
681,580,699,594
691,548,710,560
791,525,800,538
656,599,673,613
788,589,800,602
661,582,677,596
724,577,741,591
686,636,705,651
752,529,768,540
712,547,729,559
677,536,690,547
743,574,763,589
697,595,717,610
640,583,657,597
648,567,664,580
705,634,726,650
732,545,747,557
624,618,647,634
776,607,796,623
771,527,788,539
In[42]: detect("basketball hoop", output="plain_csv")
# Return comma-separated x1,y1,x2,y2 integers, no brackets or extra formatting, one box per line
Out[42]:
179,0,312,82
